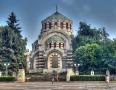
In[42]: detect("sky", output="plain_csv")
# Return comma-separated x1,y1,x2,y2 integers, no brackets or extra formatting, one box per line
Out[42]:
0,0,116,50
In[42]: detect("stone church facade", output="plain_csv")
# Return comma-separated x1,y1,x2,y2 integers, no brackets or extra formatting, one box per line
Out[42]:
28,10,74,73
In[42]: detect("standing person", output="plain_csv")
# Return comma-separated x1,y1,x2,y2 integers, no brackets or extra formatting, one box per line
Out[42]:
106,69,110,84
56,72,59,81
51,70,55,84
105,69,110,89
106,75,110,84
52,74,54,84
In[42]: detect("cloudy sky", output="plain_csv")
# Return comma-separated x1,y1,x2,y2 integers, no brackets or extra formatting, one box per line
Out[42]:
0,0,116,50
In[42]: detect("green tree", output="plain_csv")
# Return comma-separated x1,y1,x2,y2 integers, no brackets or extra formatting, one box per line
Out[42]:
75,43,102,71
0,12,27,74
102,39,116,73
73,22,116,74
72,22,102,50
7,12,21,30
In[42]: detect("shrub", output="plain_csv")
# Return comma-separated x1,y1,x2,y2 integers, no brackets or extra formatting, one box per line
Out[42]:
79,72,90,75
0,76,16,82
70,75,105,81
59,72,67,81
79,70,105,75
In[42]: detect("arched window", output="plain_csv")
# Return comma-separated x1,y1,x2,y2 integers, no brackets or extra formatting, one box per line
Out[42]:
44,23,47,29
49,43,51,48
55,22,57,26
60,22,63,29
49,22,52,29
59,43,61,48
70,24,72,29
52,55,58,68
54,42,56,48
66,23,68,29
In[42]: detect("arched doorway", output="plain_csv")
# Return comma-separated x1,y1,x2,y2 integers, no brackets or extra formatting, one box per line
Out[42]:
47,52,62,69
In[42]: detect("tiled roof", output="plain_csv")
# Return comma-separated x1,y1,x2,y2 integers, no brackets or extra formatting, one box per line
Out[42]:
44,11,70,21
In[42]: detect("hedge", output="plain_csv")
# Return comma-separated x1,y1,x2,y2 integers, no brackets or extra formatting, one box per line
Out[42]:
70,75,105,81
0,76,16,82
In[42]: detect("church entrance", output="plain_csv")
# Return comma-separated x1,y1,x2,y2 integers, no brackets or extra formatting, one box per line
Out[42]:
47,52,62,69
51,54,58,68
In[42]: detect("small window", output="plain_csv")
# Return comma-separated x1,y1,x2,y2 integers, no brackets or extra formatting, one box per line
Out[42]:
59,43,61,48
55,22,57,26
70,24,72,29
66,23,68,29
60,22,63,29
49,43,51,48
49,22,52,29
54,42,56,48
45,23,47,29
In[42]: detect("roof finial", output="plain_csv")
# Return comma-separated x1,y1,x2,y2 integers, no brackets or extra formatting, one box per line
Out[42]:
56,4,58,12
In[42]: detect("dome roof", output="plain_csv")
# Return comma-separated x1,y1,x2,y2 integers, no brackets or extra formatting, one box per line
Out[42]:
44,11,70,21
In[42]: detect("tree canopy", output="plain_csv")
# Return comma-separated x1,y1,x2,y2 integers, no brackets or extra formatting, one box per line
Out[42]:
73,22,116,74
0,12,27,74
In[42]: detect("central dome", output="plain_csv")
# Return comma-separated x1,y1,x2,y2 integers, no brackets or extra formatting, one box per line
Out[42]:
44,11,70,21
41,10,72,36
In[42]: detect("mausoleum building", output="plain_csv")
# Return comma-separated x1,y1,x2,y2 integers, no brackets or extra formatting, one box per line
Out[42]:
28,9,74,73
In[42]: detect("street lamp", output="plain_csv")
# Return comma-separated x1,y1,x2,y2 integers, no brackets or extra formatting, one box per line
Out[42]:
4,63,10,76
73,63,80,75
19,62,23,69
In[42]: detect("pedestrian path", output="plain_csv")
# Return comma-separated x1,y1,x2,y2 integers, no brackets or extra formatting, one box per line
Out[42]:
0,81,116,90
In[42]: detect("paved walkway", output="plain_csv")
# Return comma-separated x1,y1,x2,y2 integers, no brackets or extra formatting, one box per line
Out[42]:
0,81,116,90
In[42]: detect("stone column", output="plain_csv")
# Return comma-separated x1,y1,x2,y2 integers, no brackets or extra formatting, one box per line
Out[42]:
66,69,75,82
56,42,59,48
24,50,31,72
51,41,54,49
17,69,25,82
52,20,55,29
0,71,2,77
63,22,66,29
34,57,37,70
46,22,49,30
67,23,70,31
58,20,60,30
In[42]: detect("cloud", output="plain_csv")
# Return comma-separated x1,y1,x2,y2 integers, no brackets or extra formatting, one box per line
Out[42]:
61,0,75,5
0,0,116,50
83,5,91,12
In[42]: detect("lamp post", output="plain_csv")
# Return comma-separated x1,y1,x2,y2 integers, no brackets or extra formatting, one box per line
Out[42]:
77,64,80,75
73,63,77,73
4,63,10,76
19,62,23,69
73,63,80,75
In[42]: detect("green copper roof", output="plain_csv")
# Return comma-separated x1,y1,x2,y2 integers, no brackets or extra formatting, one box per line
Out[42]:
44,11,70,21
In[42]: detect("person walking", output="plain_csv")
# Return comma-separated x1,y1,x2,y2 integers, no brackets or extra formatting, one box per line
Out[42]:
105,69,110,89
51,71,55,84
52,75,54,84
106,75,110,84
56,72,59,82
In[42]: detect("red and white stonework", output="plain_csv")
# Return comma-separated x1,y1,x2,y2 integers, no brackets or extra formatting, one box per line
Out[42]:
26,10,74,73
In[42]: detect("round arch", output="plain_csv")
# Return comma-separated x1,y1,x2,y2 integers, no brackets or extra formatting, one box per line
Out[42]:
39,30,71,49
47,49,63,69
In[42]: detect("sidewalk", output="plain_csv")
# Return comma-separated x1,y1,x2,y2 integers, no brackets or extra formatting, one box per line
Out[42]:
0,81,116,90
